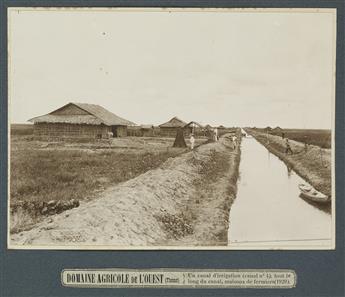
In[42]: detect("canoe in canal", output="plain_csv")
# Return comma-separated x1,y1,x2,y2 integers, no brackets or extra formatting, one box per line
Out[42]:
298,183,330,204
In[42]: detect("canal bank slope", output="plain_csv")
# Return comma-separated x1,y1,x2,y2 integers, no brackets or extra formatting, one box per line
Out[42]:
246,129,331,197
11,133,241,247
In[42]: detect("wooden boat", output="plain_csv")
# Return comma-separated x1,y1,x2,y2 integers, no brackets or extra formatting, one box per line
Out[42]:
298,183,330,204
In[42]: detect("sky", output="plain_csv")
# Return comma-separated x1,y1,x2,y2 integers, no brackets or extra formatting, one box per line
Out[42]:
9,8,336,128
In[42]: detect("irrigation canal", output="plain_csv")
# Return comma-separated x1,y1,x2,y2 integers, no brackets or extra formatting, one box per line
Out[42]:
228,135,332,248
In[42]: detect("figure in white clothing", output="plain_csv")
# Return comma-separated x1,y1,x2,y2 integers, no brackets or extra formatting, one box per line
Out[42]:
190,134,195,150
232,135,237,149
107,131,114,146
214,128,218,142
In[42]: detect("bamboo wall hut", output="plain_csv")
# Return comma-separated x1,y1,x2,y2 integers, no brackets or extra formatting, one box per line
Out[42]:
159,117,187,137
29,102,135,141
140,125,155,137
127,125,156,137
127,126,142,137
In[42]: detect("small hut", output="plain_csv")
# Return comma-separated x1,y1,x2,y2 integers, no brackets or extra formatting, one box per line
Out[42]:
272,126,283,132
217,125,228,137
184,121,204,137
29,102,136,140
140,125,155,137
272,126,284,138
159,117,187,137
127,125,142,137
204,125,215,140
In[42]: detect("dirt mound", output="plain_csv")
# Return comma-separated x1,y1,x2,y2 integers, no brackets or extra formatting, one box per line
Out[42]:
10,199,80,233
10,135,241,247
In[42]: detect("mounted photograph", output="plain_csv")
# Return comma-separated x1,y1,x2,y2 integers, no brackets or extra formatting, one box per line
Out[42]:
8,7,336,249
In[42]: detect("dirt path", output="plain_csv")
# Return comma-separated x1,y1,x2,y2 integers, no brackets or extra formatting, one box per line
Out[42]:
11,134,241,247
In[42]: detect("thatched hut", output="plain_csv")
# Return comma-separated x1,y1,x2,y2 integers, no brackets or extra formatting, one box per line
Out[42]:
272,126,283,132
263,126,273,133
204,124,214,140
184,121,204,137
216,125,229,137
272,126,284,138
29,102,135,141
159,117,186,137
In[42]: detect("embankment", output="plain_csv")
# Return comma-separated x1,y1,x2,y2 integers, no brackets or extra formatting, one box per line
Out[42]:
247,129,331,197
11,134,241,247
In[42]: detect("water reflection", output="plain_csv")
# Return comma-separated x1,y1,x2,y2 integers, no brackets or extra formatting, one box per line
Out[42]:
228,137,332,248
299,194,331,214
286,164,292,178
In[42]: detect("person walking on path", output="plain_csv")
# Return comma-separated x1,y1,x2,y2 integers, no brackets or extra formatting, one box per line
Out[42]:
232,135,237,149
285,138,293,155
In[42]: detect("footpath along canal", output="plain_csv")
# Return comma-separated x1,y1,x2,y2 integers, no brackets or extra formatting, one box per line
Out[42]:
228,135,332,248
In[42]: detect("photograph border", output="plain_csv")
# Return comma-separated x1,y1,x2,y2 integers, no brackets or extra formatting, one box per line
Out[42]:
0,0,344,296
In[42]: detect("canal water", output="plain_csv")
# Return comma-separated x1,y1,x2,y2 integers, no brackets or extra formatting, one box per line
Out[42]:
228,136,332,248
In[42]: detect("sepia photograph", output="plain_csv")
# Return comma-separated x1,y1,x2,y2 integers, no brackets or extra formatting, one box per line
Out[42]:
8,7,336,249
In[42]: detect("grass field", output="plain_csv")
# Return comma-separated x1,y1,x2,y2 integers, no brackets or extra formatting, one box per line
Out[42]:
10,135,206,206
255,128,331,149
11,124,34,135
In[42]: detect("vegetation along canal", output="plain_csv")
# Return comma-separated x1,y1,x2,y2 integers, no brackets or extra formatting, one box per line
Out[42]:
228,135,332,248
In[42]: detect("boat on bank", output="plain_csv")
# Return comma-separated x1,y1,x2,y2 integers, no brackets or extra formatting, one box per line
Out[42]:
298,183,330,204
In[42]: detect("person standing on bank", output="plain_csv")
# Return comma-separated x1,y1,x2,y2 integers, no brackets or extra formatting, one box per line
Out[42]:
285,138,293,155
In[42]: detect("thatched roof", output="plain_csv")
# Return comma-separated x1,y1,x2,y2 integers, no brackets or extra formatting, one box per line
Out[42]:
184,121,204,128
159,117,186,128
29,103,136,126
29,114,103,125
